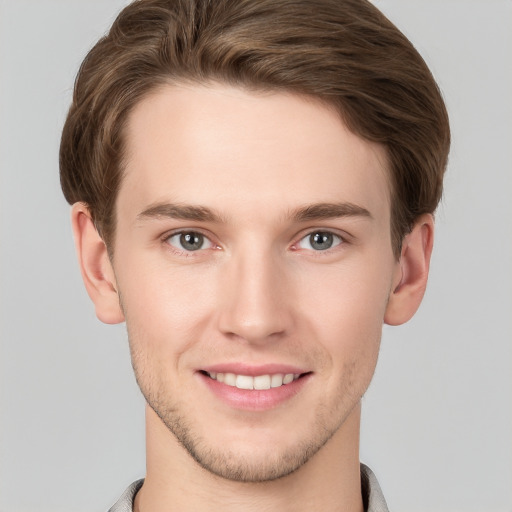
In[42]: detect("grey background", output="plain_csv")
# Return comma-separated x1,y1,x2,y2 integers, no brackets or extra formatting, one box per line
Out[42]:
0,1,511,511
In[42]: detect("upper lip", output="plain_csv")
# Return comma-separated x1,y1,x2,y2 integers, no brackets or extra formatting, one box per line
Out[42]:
200,363,310,376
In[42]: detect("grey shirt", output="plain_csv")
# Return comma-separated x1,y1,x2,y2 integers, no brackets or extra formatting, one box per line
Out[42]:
108,463,389,512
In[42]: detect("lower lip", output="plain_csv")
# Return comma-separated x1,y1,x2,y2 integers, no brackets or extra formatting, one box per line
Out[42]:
198,373,310,411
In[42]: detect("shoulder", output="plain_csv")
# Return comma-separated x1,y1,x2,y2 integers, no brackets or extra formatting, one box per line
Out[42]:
107,479,144,512
361,463,390,512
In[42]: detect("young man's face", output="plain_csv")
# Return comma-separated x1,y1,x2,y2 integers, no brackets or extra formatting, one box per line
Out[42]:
106,84,402,481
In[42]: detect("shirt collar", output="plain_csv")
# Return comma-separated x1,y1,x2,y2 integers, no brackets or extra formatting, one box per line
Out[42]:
109,464,389,512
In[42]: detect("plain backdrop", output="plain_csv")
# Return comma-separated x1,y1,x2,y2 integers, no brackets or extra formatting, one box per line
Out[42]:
0,1,511,511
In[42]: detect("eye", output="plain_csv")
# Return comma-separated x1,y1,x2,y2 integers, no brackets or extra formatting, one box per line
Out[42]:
166,231,214,252
297,231,343,251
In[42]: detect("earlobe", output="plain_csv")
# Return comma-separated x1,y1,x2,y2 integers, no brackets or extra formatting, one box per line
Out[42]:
384,214,434,326
71,202,125,324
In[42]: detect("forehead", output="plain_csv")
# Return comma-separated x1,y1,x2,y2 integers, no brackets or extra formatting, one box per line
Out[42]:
118,83,391,226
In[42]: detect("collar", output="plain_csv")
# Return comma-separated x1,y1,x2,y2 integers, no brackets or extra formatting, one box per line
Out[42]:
109,463,389,512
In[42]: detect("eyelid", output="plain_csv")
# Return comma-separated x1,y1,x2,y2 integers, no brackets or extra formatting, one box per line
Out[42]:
161,228,219,253
291,227,350,252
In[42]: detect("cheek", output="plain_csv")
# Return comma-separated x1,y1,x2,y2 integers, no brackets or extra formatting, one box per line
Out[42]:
297,258,393,365
117,257,219,354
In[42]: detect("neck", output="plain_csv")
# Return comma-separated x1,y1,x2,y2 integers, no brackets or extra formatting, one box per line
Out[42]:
135,404,364,512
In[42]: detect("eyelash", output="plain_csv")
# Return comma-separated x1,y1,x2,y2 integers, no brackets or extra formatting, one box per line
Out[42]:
161,228,348,256
163,230,217,255
292,230,345,253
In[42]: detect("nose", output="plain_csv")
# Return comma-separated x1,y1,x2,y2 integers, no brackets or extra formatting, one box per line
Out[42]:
217,249,292,344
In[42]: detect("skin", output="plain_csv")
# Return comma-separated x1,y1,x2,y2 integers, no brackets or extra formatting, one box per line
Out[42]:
72,83,433,512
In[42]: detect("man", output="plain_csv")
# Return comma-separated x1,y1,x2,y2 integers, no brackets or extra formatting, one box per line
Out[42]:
60,0,450,510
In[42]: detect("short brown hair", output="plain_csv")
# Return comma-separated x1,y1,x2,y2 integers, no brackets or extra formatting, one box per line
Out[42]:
60,0,450,256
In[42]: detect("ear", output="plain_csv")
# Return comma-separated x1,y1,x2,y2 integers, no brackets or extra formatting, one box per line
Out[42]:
384,214,434,326
71,202,125,324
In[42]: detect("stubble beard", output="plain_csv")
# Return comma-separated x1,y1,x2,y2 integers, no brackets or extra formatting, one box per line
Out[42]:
130,352,363,483
123,305,376,484
142,389,346,483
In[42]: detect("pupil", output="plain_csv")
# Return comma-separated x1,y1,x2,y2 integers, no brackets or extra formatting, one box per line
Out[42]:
180,232,203,251
311,232,333,250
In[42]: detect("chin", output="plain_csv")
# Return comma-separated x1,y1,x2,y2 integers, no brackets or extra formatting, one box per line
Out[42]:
148,395,345,483
174,432,327,483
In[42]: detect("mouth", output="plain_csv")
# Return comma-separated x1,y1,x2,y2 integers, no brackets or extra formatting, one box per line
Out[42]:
201,371,305,390
197,364,312,410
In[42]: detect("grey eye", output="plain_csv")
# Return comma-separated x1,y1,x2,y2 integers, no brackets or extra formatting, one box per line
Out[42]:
180,232,204,251
167,231,213,251
310,232,333,250
298,231,342,251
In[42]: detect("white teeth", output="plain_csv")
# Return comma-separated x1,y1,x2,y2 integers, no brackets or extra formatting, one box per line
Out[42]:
271,374,284,388
207,371,300,389
235,375,253,390
253,375,271,390
224,373,236,386
283,374,294,385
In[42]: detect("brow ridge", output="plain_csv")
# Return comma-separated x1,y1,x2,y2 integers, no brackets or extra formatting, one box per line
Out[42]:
291,202,372,222
137,201,371,224
137,202,223,222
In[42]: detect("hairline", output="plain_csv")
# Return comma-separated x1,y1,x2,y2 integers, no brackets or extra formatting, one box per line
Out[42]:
106,78,395,257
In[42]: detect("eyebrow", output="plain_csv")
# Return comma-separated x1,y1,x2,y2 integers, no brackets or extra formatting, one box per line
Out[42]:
137,202,224,223
136,201,372,224
290,202,372,222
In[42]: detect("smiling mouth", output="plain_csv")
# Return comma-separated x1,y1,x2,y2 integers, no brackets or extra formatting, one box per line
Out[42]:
202,371,307,390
